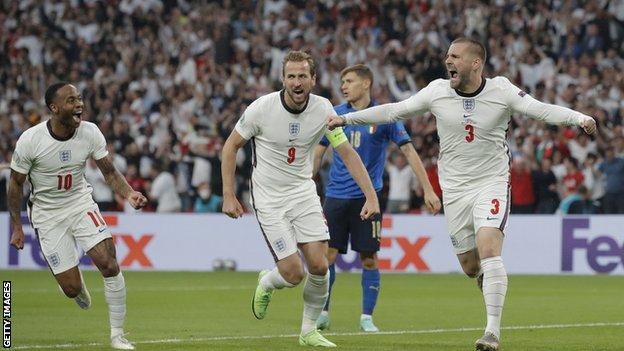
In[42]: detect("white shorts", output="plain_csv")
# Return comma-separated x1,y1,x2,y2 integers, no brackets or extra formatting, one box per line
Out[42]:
35,205,112,274
443,182,510,255
252,193,329,261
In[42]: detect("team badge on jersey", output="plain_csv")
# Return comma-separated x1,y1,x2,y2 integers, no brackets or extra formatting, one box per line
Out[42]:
288,122,300,137
59,150,72,163
273,238,286,253
48,252,61,267
462,99,475,112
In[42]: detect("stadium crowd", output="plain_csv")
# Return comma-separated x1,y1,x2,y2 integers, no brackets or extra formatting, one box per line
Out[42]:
1,0,624,214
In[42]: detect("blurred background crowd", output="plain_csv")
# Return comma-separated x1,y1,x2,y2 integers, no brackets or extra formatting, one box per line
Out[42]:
1,0,624,215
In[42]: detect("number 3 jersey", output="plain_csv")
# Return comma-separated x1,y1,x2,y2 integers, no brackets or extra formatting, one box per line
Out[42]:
235,90,347,207
10,120,109,226
343,77,591,194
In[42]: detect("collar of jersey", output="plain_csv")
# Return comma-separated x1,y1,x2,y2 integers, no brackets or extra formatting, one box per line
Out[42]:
47,119,76,141
346,99,375,111
280,89,309,114
454,76,486,98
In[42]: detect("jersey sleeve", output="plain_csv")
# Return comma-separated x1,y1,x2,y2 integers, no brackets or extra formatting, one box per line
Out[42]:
234,100,261,140
343,81,433,125
10,135,33,174
91,124,109,160
390,121,411,146
500,77,590,126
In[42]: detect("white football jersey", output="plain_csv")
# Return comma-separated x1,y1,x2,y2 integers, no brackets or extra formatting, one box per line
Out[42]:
235,90,344,207
344,76,591,193
10,120,109,226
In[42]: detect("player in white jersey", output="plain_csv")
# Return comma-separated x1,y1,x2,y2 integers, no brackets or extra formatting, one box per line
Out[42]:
8,83,148,350
221,51,380,348
328,38,596,351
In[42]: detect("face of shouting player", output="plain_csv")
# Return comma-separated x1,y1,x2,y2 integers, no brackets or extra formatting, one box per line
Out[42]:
445,42,480,92
50,84,84,130
282,60,315,110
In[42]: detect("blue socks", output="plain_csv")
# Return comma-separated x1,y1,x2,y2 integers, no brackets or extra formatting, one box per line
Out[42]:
361,268,380,315
323,264,336,311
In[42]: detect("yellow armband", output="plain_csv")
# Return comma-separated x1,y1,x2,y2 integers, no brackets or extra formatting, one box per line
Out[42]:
325,127,348,148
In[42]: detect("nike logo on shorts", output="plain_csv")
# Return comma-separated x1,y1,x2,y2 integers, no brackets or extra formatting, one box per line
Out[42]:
98,227,107,233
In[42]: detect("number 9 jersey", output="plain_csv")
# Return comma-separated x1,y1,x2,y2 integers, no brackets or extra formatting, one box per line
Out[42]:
10,120,109,227
235,90,347,208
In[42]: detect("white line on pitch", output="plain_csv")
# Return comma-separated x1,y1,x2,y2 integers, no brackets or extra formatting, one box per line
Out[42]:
12,321,624,349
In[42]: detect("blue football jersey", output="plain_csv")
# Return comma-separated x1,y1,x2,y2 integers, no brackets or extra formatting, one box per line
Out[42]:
320,102,411,199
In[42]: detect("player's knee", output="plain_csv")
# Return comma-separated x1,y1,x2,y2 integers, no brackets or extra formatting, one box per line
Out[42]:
100,260,120,277
360,254,377,270
307,260,328,276
61,284,82,298
282,269,306,285
462,264,480,278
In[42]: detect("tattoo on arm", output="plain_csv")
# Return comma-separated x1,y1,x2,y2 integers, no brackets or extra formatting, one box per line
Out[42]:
95,155,133,199
8,170,26,228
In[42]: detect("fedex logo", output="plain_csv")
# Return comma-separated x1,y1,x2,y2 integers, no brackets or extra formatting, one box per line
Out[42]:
8,215,154,269
335,217,431,272
561,218,624,274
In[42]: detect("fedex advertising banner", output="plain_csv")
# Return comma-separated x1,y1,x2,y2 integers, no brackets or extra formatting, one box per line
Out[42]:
1,213,623,274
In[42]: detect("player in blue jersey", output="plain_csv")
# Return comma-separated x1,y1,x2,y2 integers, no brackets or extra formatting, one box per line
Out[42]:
312,64,441,332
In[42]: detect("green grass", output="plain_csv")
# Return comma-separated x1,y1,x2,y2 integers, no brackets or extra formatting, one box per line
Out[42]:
2,270,623,350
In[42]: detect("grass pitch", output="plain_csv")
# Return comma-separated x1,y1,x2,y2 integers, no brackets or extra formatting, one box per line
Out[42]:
2,270,623,350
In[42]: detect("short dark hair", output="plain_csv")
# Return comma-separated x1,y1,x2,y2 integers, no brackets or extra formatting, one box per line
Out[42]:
282,51,316,77
451,37,487,62
45,82,70,112
340,64,374,86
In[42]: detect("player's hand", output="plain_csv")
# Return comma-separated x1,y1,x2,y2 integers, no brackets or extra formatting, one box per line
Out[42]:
580,116,596,135
128,191,148,209
10,226,25,250
222,194,244,218
360,197,381,220
424,189,441,215
326,115,346,131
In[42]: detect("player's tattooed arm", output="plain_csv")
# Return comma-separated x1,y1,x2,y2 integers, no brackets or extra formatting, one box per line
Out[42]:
96,155,148,209
95,155,134,198
8,170,26,249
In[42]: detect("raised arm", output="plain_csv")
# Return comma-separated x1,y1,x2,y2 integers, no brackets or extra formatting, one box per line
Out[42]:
334,142,380,220
504,77,596,134
95,155,147,209
221,129,248,218
8,170,27,249
327,83,433,130
399,143,441,214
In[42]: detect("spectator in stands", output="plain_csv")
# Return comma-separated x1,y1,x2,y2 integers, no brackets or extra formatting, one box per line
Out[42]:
532,157,560,214
568,185,601,214
598,147,624,213
193,182,222,213
147,161,181,213
386,152,416,213
510,157,535,214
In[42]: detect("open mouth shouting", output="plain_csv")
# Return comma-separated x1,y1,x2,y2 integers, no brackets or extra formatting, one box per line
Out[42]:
72,109,83,124
448,69,459,82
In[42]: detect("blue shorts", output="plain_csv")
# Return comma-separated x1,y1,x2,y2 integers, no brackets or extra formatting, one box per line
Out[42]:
323,193,382,254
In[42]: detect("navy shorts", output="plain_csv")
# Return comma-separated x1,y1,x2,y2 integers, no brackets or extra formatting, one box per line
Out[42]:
323,193,382,254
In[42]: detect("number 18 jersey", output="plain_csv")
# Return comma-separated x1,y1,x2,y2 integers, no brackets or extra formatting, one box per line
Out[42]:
10,120,109,227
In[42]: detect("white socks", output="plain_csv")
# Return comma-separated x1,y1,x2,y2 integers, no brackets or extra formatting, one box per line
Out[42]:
260,267,295,291
481,256,508,339
301,272,329,335
104,272,127,338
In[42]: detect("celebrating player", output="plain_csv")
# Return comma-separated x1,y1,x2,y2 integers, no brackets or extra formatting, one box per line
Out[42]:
221,51,380,348
327,38,596,351
313,64,440,332
8,83,148,350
